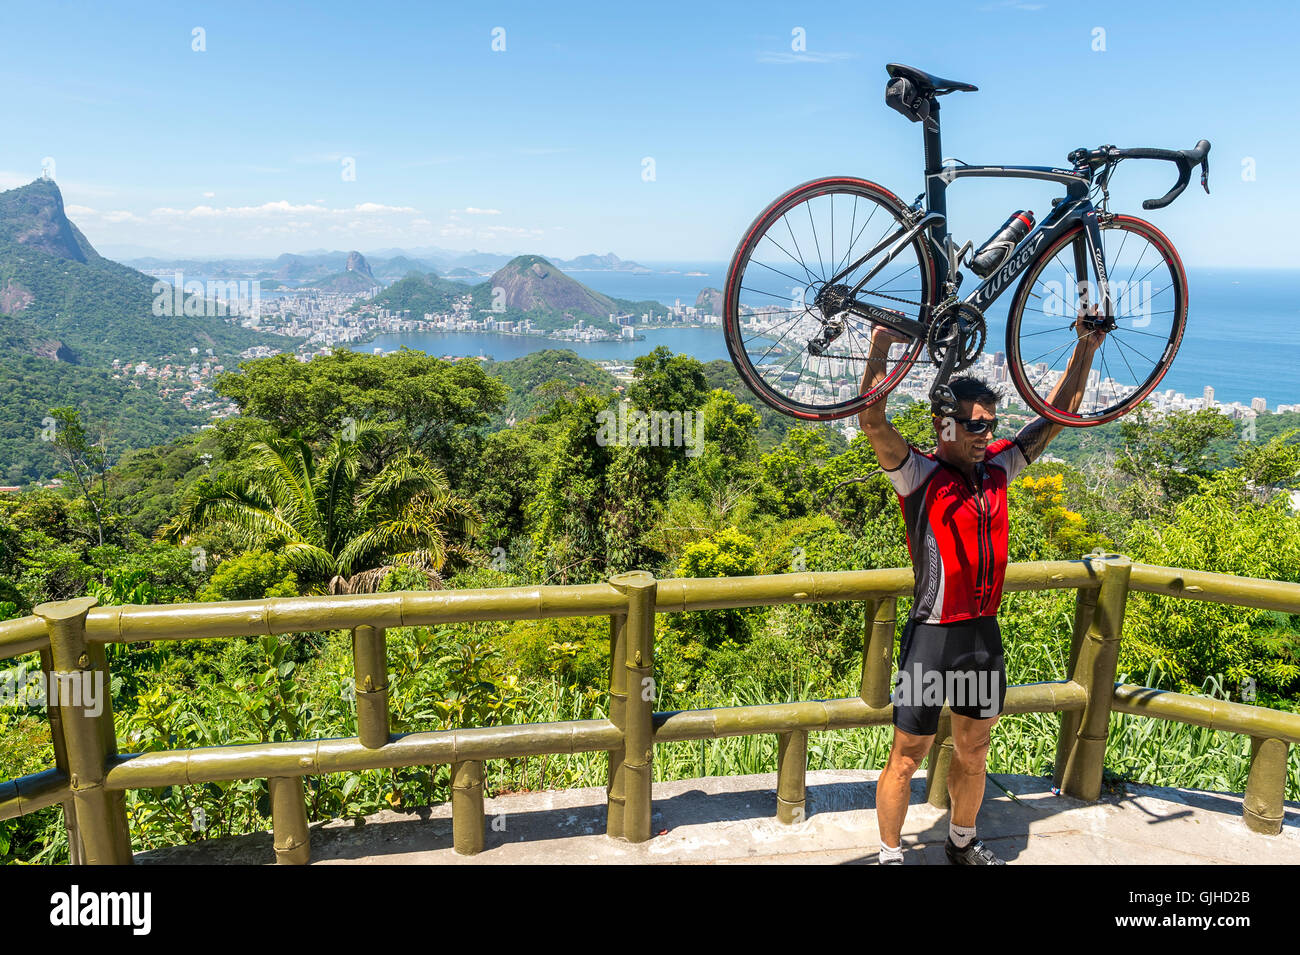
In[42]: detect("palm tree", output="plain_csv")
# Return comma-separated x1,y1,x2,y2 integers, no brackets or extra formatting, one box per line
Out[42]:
163,421,480,594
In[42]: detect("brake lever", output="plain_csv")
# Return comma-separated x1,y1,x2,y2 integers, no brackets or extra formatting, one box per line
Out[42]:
1200,155,1211,194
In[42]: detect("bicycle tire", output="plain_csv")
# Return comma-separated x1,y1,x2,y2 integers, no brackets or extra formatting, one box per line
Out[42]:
1004,214,1187,426
722,176,936,421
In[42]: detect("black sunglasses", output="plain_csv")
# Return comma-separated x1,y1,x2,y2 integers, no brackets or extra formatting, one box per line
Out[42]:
952,416,998,435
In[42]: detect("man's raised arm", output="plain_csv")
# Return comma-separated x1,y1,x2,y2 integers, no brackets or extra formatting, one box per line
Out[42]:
1013,310,1108,463
857,326,911,470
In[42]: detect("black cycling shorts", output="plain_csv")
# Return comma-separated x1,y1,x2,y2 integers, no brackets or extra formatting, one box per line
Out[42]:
891,615,1006,737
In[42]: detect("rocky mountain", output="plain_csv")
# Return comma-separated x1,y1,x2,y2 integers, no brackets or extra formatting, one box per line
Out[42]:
345,250,375,281
695,287,723,317
0,177,95,263
121,249,652,286
487,255,621,317
0,179,280,364
557,252,650,272
370,255,438,281
359,255,667,330
357,272,473,315
308,251,380,292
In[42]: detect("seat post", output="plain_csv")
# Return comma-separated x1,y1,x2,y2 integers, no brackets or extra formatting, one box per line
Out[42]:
922,97,948,251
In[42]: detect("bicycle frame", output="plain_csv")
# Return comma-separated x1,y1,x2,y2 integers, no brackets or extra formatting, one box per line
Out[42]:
920,97,1114,319
831,97,1117,338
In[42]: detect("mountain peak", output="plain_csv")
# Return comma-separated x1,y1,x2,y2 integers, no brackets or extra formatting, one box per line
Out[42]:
0,178,99,264
489,255,617,315
345,250,375,280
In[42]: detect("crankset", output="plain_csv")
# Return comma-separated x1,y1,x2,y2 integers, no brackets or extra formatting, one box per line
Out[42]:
926,300,986,371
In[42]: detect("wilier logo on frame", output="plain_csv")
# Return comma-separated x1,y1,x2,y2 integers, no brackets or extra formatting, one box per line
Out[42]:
892,662,1001,718
595,401,705,457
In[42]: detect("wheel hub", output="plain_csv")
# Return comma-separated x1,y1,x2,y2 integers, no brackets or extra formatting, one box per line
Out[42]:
807,282,852,356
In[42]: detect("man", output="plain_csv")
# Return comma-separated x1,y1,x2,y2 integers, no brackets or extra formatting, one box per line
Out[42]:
857,313,1105,865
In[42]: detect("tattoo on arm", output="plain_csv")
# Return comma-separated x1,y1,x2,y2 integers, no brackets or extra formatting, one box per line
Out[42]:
1015,417,1055,463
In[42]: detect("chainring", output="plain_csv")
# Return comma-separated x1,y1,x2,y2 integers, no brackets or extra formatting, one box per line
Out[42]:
926,300,986,371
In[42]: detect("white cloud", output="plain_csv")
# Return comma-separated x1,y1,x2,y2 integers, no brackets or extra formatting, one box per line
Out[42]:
66,204,142,224
454,206,503,215
353,202,418,214
149,200,415,219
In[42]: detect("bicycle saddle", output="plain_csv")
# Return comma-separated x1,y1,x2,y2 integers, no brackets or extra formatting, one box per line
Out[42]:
885,63,978,95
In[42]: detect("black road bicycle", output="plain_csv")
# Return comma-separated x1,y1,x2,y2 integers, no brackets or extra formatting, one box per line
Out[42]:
723,62,1211,425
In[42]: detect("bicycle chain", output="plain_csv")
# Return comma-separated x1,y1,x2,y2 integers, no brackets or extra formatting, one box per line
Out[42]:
822,288,935,362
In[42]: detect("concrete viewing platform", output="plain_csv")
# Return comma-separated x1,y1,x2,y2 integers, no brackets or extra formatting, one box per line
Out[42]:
136,769,1300,865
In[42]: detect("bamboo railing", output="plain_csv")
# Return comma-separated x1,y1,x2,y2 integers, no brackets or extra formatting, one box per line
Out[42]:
1,553,1297,864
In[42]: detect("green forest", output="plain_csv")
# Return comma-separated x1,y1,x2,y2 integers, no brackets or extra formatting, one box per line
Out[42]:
1,344,1298,862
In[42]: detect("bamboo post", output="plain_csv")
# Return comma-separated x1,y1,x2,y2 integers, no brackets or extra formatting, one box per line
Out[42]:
87,641,131,861
776,730,808,824
924,712,954,809
34,597,131,865
1242,737,1286,835
610,571,656,842
1053,578,1101,789
40,647,83,865
605,611,627,838
268,776,310,864
859,597,896,707
1057,554,1132,801
351,625,389,748
451,760,485,854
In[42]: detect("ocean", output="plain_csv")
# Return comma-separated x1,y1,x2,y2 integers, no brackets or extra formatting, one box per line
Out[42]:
356,262,1300,408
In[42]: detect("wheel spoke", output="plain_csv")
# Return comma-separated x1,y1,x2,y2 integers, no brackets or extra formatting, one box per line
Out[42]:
757,230,817,288
746,258,812,291
784,215,817,287
725,185,932,417
1107,331,1159,376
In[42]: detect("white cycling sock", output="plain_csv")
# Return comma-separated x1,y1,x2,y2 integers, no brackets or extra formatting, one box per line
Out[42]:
949,822,976,849
879,842,904,864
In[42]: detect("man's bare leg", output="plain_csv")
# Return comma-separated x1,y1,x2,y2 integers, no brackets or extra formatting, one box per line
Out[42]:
877,726,934,848
948,713,998,828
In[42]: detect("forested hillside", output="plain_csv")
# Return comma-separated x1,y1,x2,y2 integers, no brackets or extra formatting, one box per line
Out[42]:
1,344,1297,863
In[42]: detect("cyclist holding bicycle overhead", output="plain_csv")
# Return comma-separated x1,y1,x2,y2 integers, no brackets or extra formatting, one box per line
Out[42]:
857,310,1106,865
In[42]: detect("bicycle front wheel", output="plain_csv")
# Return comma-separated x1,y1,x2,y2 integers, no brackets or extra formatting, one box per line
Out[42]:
722,177,935,421
1005,214,1187,426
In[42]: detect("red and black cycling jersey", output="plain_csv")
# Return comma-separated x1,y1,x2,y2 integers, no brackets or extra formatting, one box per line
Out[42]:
883,437,1031,624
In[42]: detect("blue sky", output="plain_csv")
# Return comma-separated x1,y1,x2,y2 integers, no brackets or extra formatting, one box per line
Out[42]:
1,0,1294,266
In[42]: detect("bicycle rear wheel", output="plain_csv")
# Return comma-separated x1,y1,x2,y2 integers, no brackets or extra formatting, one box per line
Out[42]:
722,177,935,421
1004,215,1187,426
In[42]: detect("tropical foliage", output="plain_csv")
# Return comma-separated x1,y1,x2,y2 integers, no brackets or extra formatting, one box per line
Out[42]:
1,345,1297,863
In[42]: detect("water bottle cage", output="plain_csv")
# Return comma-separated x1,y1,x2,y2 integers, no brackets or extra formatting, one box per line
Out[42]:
969,239,1015,277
